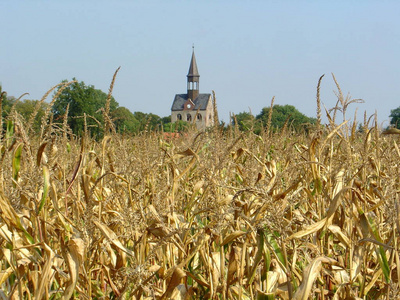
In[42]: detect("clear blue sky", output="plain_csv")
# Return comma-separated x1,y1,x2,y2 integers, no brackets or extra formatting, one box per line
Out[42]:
2,1,399,126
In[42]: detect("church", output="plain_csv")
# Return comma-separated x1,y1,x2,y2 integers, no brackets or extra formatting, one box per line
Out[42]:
170,49,214,129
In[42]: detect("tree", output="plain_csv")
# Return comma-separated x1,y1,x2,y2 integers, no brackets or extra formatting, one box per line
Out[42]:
161,116,171,124
390,107,400,129
232,112,260,131
1,93,16,119
111,107,139,133
15,99,48,132
52,79,119,136
256,104,316,132
0,85,47,133
132,112,162,132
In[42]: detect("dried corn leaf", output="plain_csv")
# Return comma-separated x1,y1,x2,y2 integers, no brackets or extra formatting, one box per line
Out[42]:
288,188,350,240
34,242,55,300
68,237,85,264
0,267,14,286
36,142,47,167
209,251,221,296
265,271,280,293
37,166,50,215
221,230,246,246
328,224,350,248
227,246,239,285
293,256,338,300
175,148,198,160
229,285,251,300
94,220,135,257
161,267,186,300
170,284,193,300
382,127,400,135
332,265,349,284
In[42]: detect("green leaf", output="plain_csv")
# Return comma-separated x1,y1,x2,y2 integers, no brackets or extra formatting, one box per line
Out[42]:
376,246,390,283
367,215,390,283
12,143,23,187
264,229,285,266
6,120,14,144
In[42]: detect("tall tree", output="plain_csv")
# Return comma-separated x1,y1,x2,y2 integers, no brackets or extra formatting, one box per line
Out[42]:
52,79,118,136
132,112,162,132
111,107,139,133
256,104,316,132
389,107,400,129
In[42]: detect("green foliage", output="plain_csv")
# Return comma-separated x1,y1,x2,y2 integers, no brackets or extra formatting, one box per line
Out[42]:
161,116,171,124
389,106,400,129
256,104,316,132
0,87,47,133
12,143,23,187
52,79,118,136
232,112,260,132
111,107,139,134
16,100,48,132
163,120,189,132
0,93,15,138
231,105,316,133
132,112,162,132
1,96,16,118
110,109,171,134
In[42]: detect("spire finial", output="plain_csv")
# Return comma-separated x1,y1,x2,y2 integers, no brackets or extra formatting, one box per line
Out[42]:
192,44,194,51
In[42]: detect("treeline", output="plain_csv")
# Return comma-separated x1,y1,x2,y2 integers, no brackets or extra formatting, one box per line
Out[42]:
1,80,191,138
232,104,317,134
3,78,399,137
0,79,319,137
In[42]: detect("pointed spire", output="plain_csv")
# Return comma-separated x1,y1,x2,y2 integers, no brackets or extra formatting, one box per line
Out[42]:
187,46,200,100
187,46,199,78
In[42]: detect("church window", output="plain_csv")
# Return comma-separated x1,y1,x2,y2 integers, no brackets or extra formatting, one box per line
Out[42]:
177,114,182,120
197,114,202,121
187,114,192,122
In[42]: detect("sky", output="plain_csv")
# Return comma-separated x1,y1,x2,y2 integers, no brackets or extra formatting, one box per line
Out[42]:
1,1,400,127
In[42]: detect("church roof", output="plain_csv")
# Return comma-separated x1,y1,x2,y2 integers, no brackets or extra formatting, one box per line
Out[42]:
187,50,200,79
171,93,211,111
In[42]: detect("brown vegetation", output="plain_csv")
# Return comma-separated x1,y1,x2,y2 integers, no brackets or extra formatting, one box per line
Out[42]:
1,77,400,299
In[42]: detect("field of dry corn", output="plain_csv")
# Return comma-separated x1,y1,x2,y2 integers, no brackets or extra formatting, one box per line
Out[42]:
1,81,400,299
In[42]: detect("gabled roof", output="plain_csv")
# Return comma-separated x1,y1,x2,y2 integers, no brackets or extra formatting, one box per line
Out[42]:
171,93,211,111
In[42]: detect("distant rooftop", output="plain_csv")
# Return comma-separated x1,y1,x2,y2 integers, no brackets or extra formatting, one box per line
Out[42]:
171,93,211,111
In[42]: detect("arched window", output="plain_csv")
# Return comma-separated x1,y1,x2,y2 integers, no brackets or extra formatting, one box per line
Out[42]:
177,114,182,120
197,114,202,121
187,114,192,122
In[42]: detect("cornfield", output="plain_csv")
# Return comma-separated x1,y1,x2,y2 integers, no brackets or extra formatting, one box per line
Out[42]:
1,77,400,299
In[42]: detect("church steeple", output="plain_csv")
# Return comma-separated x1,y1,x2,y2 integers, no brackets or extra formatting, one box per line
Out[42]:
171,47,214,129
187,46,200,100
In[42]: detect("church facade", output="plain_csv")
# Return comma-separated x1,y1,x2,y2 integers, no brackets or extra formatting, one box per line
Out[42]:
171,49,214,129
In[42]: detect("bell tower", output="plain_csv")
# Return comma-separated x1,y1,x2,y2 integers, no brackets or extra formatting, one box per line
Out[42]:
187,46,200,100
171,46,214,129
